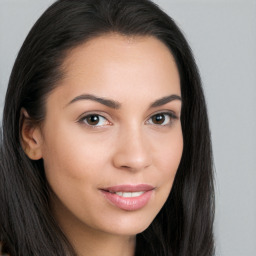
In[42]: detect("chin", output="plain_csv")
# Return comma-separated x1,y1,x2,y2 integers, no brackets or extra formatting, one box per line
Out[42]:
98,212,155,237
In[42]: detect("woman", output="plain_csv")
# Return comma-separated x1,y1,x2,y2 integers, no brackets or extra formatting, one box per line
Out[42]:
0,0,215,255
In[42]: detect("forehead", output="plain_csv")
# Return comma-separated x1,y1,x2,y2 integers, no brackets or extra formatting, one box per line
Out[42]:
51,33,181,105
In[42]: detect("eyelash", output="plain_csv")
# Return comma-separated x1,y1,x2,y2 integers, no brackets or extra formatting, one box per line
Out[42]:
78,114,111,127
78,111,178,128
146,112,178,126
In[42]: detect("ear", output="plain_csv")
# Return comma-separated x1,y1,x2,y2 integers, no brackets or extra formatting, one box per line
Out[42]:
20,108,43,160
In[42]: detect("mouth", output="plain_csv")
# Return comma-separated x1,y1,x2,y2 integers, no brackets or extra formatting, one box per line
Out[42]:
107,191,146,198
100,184,155,211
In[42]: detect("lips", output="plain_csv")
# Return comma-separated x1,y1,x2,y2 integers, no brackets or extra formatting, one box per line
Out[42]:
113,191,145,197
100,184,154,211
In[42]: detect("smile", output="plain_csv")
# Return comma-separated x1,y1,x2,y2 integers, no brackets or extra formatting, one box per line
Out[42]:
110,191,145,197
100,184,155,211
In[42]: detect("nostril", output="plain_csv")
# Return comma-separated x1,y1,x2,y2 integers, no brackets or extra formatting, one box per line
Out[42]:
121,165,130,169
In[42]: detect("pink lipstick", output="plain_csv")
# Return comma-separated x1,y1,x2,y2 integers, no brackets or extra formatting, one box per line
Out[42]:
100,184,154,211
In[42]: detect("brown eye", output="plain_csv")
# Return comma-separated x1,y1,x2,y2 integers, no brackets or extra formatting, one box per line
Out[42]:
147,112,176,126
80,114,110,127
86,115,100,125
151,114,166,125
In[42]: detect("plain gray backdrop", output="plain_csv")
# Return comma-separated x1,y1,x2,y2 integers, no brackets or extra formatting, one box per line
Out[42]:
0,0,255,255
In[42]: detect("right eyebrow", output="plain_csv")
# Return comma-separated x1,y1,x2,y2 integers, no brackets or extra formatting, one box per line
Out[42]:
66,94,121,109
149,94,182,108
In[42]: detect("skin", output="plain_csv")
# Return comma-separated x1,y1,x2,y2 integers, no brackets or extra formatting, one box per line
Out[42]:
22,34,183,256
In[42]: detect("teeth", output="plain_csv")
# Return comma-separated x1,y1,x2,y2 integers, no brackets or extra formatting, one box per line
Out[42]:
115,191,145,198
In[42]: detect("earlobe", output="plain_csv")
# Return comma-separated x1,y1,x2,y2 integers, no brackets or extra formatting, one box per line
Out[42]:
20,108,43,160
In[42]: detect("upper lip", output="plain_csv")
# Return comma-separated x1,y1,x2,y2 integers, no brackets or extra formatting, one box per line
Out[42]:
101,184,155,192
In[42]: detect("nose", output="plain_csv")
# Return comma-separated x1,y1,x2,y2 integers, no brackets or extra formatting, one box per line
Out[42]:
112,126,152,171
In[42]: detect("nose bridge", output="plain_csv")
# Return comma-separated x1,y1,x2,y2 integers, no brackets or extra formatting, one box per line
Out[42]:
112,122,152,171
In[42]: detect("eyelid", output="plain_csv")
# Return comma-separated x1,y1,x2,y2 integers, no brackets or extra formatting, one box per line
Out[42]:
76,110,179,128
147,110,178,119
77,112,112,127
146,110,178,126
77,110,111,121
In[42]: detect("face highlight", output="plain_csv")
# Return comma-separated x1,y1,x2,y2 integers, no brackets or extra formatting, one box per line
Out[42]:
37,34,183,241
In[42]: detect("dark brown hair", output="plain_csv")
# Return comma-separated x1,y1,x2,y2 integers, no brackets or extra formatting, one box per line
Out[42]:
0,0,214,255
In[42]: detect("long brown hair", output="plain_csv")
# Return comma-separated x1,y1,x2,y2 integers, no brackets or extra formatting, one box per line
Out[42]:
0,0,214,255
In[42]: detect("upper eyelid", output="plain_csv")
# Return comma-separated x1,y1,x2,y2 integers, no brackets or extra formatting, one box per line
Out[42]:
77,111,111,122
76,109,179,123
146,110,178,120
146,112,177,124
78,114,112,128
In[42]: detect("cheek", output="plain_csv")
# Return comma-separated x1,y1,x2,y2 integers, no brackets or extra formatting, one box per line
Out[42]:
41,129,105,216
153,126,183,195
42,123,107,179
41,123,116,217
155,127,183,175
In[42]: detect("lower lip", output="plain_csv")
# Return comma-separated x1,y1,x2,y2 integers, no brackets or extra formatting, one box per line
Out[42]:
101,190,153,211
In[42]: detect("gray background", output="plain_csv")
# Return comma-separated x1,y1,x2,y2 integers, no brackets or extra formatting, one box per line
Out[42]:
0,0,255,255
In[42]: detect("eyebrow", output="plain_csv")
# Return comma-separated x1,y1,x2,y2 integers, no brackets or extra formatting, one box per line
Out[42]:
67,94,121,109
67,93,182,109
149,94,182,108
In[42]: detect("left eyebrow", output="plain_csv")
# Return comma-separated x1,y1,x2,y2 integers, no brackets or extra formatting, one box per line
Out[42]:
149,94,182,108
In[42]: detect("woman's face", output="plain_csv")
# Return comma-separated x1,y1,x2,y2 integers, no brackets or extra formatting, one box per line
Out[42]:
37,34,183,238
